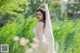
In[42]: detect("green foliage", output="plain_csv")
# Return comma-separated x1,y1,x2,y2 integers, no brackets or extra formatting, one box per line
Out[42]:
0,16,80,53
0,0,29,15
53,19,80,53
0,0,80,53
0,17,37,53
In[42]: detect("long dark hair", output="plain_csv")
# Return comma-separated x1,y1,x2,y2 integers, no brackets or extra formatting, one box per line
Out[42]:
37,9,46,27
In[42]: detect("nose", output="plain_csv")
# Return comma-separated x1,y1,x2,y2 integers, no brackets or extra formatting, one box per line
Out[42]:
37,15,39,19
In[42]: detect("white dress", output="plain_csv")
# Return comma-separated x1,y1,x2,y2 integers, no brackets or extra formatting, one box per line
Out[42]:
33,4,56,53
33,22,48,53
33,22,55,53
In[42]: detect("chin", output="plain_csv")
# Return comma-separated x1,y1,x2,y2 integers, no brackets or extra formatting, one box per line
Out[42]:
38,19,41,21
38,19,42,22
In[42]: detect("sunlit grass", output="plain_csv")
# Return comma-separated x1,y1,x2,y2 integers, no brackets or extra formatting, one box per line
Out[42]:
0,17,80,53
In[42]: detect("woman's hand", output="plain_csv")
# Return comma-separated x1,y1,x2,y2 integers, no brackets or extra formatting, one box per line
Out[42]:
38,2,46,9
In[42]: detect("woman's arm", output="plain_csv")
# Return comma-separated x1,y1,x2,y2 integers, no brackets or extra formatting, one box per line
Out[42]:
44,3,53,33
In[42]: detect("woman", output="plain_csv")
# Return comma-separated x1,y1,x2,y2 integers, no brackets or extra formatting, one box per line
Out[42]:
33,2,56,53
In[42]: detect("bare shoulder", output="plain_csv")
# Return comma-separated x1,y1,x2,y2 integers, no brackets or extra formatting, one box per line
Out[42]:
37,22,44,27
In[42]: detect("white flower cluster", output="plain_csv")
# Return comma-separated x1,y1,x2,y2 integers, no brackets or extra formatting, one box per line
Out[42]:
13,36,40,53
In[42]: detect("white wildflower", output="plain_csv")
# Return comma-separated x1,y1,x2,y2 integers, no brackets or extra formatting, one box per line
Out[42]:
13,36,19,41
20,37,29,46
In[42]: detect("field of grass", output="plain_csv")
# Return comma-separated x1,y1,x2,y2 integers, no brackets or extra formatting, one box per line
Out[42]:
0,16,80,53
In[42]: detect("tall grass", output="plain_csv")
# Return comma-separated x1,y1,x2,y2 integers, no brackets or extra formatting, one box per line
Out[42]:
53,19,80,53
0,17,37,53
0,16,80,53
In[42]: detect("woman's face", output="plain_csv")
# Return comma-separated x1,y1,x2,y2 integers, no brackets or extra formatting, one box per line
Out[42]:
36,11,43,22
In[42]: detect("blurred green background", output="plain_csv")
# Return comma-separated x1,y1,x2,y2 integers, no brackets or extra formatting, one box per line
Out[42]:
0,0,80,53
